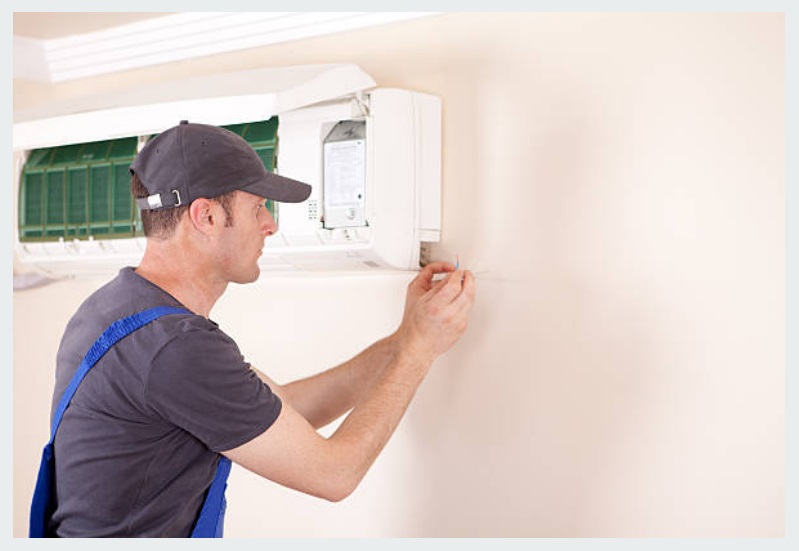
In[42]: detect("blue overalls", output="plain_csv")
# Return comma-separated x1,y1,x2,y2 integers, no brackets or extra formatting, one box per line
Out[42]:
29,306,232,538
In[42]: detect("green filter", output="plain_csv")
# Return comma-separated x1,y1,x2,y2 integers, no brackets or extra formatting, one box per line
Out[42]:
18,118,282,242
19,137,138,242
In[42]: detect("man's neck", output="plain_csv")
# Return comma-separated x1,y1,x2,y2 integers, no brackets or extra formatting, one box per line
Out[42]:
135,240,226,319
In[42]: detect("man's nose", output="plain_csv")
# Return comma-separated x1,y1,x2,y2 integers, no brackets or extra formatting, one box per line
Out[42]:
261,207,278,237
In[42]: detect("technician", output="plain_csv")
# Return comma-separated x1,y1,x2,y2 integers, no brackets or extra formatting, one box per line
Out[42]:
39,121,475,537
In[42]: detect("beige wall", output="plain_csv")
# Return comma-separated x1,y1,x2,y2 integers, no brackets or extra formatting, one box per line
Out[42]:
13,13,784,537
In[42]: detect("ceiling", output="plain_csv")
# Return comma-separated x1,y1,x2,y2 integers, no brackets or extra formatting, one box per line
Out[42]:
13,12,173,39
13,12,441,83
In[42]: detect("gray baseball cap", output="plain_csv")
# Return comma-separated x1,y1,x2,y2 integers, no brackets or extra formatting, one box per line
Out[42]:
130,120,311,210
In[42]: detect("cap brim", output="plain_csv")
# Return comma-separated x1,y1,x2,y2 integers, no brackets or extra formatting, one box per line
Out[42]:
247,173,312,203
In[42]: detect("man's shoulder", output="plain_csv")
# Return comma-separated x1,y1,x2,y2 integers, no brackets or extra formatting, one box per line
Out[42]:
62,267,191,350
77,268,181,319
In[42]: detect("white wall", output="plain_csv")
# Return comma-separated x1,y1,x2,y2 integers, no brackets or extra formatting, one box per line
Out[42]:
13,13,784,537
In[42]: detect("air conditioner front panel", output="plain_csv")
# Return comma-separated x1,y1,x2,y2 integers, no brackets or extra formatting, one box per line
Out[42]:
13,65,441,276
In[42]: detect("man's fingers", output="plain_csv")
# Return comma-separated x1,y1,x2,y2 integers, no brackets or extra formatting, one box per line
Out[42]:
402,269,475,359
452,270,476,309
424,261,456,274
428,275,449,293
412,261,456,290
427,269,467,304
419,262,455,281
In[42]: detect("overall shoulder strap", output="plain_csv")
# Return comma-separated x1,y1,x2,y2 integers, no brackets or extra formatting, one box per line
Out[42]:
49,306,190,442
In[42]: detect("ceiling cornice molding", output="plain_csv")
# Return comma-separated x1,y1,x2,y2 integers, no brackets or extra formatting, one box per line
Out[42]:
14,12,440,83
13,36,50,82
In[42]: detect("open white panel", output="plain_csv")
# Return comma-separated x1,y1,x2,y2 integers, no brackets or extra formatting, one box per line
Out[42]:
13,64,376,150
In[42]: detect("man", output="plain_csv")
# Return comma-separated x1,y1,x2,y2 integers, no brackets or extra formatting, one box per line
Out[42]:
44,121,475,537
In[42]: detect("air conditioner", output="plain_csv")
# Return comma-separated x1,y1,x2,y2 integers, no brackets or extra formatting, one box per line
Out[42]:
12,63,441,276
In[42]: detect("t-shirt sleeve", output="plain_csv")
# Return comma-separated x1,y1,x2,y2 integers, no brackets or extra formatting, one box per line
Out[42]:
144,323,281,452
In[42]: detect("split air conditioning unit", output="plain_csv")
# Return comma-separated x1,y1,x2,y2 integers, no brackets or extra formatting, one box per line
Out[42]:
12,64,441,275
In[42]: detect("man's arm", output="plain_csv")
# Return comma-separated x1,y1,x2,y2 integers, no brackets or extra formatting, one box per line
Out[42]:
249,261,459,429
223,264,475,502
250,334,397,430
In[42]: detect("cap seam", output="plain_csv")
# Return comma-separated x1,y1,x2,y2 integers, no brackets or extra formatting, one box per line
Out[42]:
178,124,190,206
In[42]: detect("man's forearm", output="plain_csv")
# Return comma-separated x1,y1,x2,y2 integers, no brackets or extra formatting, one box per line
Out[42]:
226,346,435,503
281,334,399,429
325,347,433,494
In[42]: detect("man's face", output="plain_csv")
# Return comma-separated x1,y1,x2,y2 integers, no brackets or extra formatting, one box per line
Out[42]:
214,190,277,284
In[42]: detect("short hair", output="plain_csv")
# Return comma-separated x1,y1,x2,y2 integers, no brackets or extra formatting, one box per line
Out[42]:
131,173,236,239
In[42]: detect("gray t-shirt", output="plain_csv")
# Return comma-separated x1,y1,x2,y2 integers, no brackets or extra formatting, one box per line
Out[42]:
50,267,281,537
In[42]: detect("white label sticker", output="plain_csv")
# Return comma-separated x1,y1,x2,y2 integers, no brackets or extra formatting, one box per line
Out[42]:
323,139,365,209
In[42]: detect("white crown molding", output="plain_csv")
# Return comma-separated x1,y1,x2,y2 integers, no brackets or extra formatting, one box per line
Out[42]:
14,12,440,83
13,36,50,82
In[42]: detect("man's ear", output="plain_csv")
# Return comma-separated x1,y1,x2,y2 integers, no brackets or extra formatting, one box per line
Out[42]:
187,198,216,234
